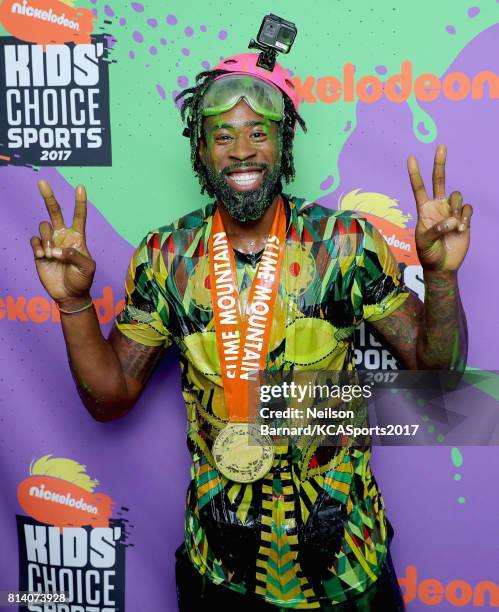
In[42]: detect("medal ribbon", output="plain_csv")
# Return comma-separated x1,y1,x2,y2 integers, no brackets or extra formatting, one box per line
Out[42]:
209,197,286,422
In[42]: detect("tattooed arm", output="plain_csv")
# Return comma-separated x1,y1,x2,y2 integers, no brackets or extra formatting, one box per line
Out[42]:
369,272,468,371
59,301,165,422
369,145,471,372
30,180,168,420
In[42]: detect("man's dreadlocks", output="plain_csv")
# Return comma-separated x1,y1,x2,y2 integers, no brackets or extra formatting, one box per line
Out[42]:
175,69,307,198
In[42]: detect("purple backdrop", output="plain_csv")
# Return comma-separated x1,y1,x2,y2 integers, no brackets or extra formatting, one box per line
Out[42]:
1,24,498,612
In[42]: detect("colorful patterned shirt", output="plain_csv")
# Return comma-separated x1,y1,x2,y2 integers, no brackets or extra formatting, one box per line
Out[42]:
115,195,409,609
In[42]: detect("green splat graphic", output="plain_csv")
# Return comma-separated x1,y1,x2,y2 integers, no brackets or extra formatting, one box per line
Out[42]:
451,447,463,468
463,369,499,401
1,1,497,243
451,447,464,504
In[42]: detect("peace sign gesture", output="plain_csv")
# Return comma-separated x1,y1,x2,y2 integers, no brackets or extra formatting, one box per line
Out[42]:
30,181,96,305
408,145,473,272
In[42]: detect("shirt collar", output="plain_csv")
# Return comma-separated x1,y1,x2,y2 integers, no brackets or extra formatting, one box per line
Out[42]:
204,193,308,223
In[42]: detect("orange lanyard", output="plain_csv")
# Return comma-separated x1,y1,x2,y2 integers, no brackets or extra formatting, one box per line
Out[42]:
209,197,286,422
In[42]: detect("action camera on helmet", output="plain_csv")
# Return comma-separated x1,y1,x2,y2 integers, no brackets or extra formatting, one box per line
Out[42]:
248,14,297,71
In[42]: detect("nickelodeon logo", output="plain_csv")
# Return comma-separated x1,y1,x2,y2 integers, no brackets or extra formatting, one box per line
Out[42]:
0,0,94,45
399,566,499,607
0,286,124,324
291,61,499,104
18,454,113,529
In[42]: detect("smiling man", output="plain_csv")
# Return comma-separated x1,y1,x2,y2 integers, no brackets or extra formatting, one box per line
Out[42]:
31,50,471,611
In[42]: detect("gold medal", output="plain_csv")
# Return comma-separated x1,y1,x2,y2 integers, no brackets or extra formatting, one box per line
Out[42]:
212,423,274,483
209,198,285,482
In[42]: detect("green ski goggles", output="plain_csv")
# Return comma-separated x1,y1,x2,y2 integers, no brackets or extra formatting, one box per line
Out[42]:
202,74,285,122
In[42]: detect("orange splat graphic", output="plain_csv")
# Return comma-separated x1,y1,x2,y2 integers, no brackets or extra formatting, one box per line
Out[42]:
18,475,113,528
0,0,95,45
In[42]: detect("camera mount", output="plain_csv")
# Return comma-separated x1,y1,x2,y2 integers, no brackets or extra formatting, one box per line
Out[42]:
248,39,279,72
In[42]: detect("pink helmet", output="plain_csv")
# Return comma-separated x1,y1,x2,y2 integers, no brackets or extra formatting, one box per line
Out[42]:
214,53,299,112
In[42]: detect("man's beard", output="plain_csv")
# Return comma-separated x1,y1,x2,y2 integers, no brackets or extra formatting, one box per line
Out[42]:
204,161,283,222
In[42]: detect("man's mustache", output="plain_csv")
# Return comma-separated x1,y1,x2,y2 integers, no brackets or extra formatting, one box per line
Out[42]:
222,162,268,175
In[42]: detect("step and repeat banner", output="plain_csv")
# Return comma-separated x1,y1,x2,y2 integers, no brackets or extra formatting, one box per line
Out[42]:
1,1,498,610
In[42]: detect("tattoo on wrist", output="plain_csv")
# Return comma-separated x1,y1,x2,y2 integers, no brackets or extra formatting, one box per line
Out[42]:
421,272,467,370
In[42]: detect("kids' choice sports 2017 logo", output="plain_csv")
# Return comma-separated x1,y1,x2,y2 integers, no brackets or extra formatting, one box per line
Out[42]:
16,454,126,611
0,0,111,166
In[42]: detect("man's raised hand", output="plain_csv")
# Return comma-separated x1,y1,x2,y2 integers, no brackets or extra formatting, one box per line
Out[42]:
30,180,96,306
408,144,473,272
